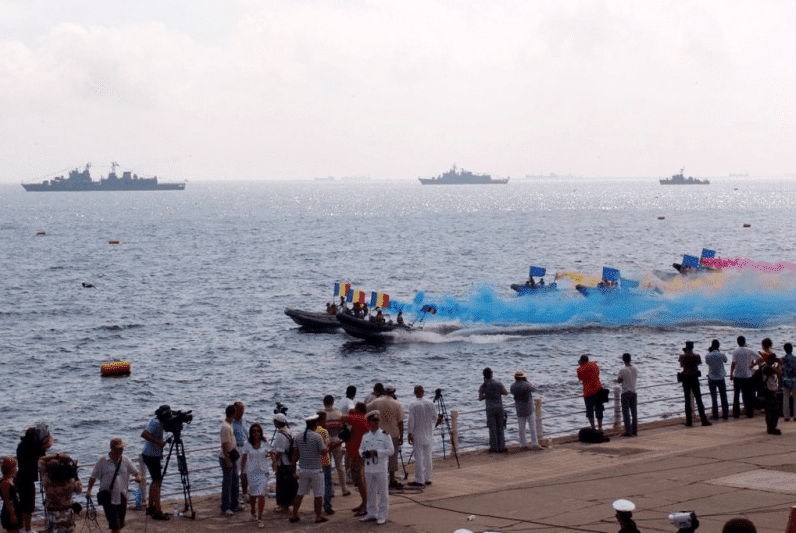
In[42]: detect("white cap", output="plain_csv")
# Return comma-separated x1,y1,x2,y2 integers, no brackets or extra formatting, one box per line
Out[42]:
612,499,636,512
305,414,320,422
273,413,287,423
366,410,381,420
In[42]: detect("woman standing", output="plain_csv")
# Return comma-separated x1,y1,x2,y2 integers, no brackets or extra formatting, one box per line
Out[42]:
1,457,22,533
16,424,52,533
241,423,271,528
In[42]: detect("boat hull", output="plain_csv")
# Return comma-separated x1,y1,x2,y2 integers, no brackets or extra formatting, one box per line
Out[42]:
284,308,340,331
336,312,411,341
510,283,558,296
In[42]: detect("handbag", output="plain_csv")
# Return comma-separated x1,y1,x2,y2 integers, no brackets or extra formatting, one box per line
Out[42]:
97,459,122,506
228,449,240,462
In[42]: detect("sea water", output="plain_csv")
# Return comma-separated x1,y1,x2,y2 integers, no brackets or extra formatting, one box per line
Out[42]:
2,177,795,495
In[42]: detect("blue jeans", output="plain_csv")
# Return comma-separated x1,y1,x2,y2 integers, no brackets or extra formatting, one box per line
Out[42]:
322,465,333,512
708,378,729,419
219,457,240,513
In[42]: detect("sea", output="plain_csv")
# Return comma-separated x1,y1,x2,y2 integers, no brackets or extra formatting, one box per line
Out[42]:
2,176,796,496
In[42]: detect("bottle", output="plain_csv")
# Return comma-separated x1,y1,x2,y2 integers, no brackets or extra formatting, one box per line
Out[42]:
173,503,180,518
134,489,142,510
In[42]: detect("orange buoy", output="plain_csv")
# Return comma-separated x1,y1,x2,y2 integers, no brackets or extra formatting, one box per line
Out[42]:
37,230,46,236
101,361,131,376
108,239,120,244
657,216,665,220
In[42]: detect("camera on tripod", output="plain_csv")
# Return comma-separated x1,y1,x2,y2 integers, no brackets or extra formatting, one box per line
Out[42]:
669,511,699,533
162,409,193,435
274,402,288,416
433,388,443,402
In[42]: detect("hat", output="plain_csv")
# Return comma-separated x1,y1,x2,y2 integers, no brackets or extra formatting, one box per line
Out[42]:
685,340,694,350
612,499,636,512
305,414,320,422
385,385,396,393
366,410,381,420
514,369,527,379
110,437,125,450
273,413,287,424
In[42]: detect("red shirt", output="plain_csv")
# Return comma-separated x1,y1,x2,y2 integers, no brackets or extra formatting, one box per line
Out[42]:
577,361,602,397
345,413,370,459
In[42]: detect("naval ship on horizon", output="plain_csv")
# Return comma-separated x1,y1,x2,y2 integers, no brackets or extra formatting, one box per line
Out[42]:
22,162,186,191
418,165,509,185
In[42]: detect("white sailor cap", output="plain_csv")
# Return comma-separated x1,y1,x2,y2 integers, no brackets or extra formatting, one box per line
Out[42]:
612,499,636,512
366,410,381,420
305,414,320,422
273,413,287,423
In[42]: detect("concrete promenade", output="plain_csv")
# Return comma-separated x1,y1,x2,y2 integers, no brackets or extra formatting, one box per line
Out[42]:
62,415,796,533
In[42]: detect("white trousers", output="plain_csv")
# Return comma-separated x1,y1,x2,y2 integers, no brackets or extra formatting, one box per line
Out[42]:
365,471,389,521
413,442,433,483
517,413,538,447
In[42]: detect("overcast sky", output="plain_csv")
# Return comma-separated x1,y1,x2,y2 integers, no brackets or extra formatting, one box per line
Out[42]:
1,0,794,183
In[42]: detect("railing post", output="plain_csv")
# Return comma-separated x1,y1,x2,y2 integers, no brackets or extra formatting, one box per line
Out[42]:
534,397,547,446
138,454,148,510
451,410,459,451
613,386,622,433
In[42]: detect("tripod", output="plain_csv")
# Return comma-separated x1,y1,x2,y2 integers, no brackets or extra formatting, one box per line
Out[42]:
433,389,460,468
161,430,195,519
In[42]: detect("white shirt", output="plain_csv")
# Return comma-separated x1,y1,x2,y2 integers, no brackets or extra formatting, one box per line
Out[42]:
90,455,137,505
407,397,437,445
359,430,394,474
617,365,638,393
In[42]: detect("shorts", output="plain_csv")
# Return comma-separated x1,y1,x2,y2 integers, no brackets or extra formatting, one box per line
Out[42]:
296,469,324,497
349,454,364,481
142,454,164,483
101,495,127,531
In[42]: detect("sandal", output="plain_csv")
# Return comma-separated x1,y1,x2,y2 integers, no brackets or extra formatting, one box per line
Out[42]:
315,516,329,523
289,516,300,523
354,509,367,517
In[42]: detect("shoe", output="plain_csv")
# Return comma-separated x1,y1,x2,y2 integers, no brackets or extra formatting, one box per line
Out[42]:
289,516,300,523
389,481,403,489
424,481,432,485
377,518,387,525
223,510,234,516
702,420,712,426
145,507,155,516
315,516,329,523
528,444,543,450
407,481,423,487
768,428,782,435
152,511,170,521
351,505,365,513
685,422,693,427
785,417,791,421
354,509,368,517
360,515,377,522
325,508,335,515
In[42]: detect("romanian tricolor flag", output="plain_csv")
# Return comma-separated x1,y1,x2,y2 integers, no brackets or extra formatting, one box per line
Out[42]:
334,282,351,298
370,292,389,308
347,290,366,304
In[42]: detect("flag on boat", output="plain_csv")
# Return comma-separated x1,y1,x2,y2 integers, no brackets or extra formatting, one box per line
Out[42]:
347,289,366,304
334,282,351,298
530,266,546,277
370,292,389,308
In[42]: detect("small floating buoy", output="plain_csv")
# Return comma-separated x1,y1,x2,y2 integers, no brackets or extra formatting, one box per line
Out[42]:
658,216,665,220
743,223,751,228
101,361,131,376
36,230,46,236
108,239,120,245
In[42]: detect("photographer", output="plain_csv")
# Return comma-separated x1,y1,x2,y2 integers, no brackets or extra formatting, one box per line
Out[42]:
358,411,394,525
140,405,171,520
271,413,296,514
39,453,82,533
86,438,141,533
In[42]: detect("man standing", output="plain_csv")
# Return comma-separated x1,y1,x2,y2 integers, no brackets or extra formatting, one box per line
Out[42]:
322,395,349,496
290,415,328,524
342,386,357,415
341,403,370,517
86,438,141,533
140,405,171,520
679,341,712,427
617,353,638,436
731,336,757,418
359,411,394,525
577,355,605,432
406,386,441,486
231,401,248,500
478,367,508,452
219,404,239,516
510,370,541,449
367,385,404,488
364,383,385,405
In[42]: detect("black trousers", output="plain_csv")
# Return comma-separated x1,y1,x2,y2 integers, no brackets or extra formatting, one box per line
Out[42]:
682,375,708,424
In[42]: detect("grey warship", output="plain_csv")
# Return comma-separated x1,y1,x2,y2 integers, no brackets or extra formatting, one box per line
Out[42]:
419,165,509,185
22,162,186,191
659,168,710,185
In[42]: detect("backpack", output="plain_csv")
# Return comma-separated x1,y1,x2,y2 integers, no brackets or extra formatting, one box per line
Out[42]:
578,427,610,443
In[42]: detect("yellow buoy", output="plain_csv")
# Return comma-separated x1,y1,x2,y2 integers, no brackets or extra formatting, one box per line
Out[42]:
108,239,120,244
101,361,131,376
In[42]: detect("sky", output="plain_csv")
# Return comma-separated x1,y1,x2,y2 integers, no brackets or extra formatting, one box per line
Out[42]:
1,0,794,183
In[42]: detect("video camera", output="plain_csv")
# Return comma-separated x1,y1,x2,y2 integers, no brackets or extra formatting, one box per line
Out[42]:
433,388,443,402
274,402,288,416
162,409,193,435
669,511,699,533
